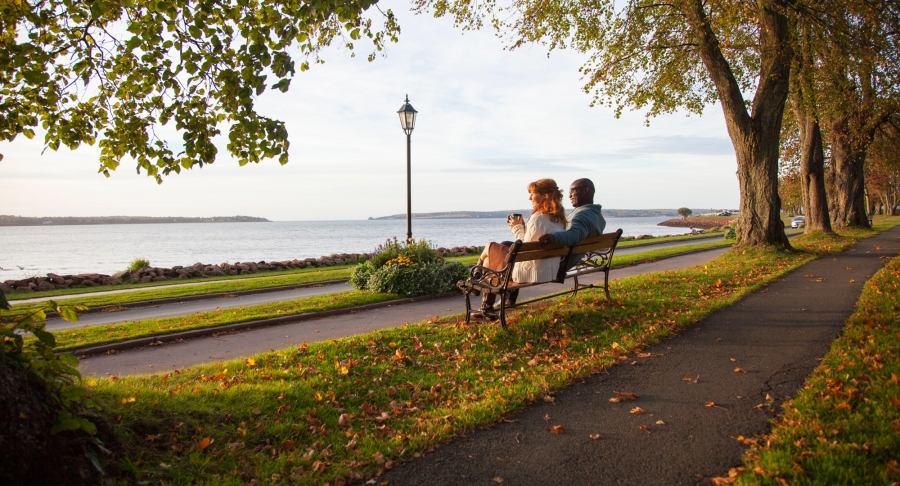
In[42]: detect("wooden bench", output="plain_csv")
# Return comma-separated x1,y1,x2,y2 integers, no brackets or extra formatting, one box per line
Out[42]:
457,229,623,329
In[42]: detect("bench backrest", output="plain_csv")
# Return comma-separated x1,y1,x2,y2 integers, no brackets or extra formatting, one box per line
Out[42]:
508,229,622,264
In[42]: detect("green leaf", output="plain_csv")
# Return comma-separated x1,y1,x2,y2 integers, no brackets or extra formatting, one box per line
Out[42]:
58,305,80,323
32,328,57,348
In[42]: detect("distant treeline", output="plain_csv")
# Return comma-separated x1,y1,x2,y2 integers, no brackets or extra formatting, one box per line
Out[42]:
0,215,269,226
370,209,723,220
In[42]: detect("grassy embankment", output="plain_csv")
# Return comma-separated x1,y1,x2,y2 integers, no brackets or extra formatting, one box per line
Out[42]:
49,239,733,352
730,239,900,485
84,218,898,484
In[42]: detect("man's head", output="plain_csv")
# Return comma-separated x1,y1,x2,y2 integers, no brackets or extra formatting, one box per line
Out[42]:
568,178,595,207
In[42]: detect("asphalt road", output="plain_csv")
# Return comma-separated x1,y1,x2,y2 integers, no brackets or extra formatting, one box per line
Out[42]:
48,235,725,331
78,246,730,376
377,226,900,486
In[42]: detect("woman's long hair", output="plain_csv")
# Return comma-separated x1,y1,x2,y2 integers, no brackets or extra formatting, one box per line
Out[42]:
528,179,566,224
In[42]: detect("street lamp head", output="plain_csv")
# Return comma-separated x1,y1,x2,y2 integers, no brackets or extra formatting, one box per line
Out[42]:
397,94,417,135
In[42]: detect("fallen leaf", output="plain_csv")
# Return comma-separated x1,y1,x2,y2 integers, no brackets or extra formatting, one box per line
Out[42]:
710,477,736,485
730,358,737,362
246,358,256,367
493,477,504,483
198,437,212,450
281,439,296,451
338,414,353,427
637,352,652,358
589,434,601,440
615,391,638,401
630,407,645,415
734,367,747,374
546,425,564,434
639,425,650,434
655,420,665,425
345,435,358,450
543,414,551,422
849,279,856,283
705,402,726,409
542,395,555,403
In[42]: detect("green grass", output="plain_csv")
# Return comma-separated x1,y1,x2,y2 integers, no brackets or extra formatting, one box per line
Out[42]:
52,291,398,353
46,239,733,352
6,264,358,301
732,239,900,485
84,218,899,484
5,267,355,319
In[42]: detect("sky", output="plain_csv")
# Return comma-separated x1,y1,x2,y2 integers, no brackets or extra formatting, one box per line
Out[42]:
0,1,741,222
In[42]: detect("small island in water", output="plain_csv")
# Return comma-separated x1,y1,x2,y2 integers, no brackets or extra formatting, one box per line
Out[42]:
0,215,269,226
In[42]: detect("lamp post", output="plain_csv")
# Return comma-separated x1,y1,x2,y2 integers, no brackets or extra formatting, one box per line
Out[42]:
397,95,418,242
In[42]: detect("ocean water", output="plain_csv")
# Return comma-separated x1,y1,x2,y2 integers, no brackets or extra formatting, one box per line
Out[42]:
0,217,686,277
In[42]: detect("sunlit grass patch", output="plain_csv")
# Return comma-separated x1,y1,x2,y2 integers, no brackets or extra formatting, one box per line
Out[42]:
81,223,899,485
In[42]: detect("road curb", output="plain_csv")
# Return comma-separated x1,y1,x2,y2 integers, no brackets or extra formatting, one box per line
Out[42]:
73,290,457,358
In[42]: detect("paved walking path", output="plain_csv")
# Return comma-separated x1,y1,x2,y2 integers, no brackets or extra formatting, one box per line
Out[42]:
378,227,900,485
78,247,730,376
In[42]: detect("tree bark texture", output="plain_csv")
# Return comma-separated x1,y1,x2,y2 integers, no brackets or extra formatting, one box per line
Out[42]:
827,118,871,228
680,0,792,248
796,114,832,232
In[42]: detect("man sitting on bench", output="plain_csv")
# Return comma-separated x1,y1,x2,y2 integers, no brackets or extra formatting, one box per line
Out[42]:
538,178,607,272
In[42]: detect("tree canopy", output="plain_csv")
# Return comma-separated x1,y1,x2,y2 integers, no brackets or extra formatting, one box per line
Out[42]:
419,0,797,247
0,0,399,181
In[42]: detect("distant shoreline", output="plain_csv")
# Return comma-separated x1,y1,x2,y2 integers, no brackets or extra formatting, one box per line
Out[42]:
370,208,726,220
0,215,269,227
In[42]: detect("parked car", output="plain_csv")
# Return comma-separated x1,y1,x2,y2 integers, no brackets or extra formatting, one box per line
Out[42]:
791,216,806,228
716,211,732,216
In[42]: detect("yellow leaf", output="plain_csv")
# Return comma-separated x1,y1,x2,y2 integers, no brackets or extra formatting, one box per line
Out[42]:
121,396,136,404
198,437,212,450
245,358,256,367
630,407,645,415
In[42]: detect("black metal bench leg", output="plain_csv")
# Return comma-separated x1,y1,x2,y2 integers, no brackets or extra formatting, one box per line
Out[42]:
498,292,508,330
604,269,611,300
464,290,473,325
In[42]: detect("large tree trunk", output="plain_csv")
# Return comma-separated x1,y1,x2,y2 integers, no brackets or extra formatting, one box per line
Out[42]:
797,116,832,233
827,118,870,228
682,0,792,248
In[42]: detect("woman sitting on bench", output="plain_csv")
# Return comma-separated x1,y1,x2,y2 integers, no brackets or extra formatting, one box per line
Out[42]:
475,178,566,317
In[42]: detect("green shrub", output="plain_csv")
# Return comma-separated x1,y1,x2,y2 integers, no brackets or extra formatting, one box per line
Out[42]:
350,239,467,297
127,257,150,272
724,228,736,240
